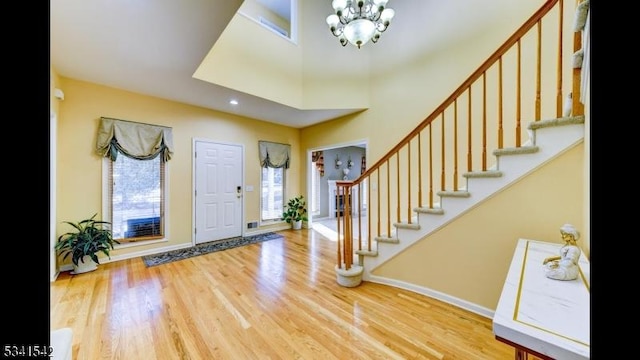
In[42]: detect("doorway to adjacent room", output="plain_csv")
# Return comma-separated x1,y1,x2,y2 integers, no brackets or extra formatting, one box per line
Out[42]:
308,141,368,238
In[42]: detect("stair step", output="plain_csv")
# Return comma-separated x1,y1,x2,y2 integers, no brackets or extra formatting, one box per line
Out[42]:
393,222,421,230
375,236,399,244
414,207,445,215
437,190,471,198
493,145,539,156
463,170,503,178
527,115,585,130
356,249,378,256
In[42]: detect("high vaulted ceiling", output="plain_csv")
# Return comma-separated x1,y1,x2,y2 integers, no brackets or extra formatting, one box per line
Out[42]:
50,0,514,128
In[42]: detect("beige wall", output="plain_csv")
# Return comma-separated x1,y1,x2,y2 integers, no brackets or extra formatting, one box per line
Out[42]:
50,67,61,116
195,0,371,112
194,14,304,108
372,143,585,309
51,68,62,279
55,77,301,263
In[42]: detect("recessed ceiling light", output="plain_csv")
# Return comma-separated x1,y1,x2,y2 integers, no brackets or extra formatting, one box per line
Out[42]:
229,99,238,105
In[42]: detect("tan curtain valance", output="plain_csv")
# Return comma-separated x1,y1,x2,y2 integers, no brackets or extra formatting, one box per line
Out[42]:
96,117,174,161
259,141,290,169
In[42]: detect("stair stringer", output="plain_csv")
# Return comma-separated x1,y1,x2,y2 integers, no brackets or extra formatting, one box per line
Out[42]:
361,116,585,281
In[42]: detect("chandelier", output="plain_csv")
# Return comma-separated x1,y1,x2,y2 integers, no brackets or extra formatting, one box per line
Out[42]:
326,0,395,49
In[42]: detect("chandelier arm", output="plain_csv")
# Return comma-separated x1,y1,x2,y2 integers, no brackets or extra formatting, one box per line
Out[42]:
375,22,387,32
371,8,383,22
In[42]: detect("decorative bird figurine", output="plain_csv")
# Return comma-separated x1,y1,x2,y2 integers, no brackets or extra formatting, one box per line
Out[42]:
563,92,572,117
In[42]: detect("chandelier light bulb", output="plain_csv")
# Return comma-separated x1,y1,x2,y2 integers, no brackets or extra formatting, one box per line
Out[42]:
326,14,340,30
332,0,347,13
380,8,394,24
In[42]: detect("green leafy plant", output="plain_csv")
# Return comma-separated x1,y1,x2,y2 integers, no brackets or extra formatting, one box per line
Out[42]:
282,195,308,223
55,213,120,266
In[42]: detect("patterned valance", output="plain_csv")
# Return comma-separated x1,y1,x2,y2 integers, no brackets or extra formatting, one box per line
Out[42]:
96,117,174,161
259,141,290,168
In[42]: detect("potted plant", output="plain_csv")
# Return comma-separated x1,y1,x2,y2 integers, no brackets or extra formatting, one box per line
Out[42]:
282,195,308,230
54,213,120,274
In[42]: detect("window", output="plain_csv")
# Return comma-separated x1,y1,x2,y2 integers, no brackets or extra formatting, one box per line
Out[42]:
259,16,288,37
239,0,296,42
108,155,166,242
258,140,290,223
261,167,285,222
97,117,173,243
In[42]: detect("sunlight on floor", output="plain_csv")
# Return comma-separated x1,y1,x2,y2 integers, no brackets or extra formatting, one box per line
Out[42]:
311,223,338,242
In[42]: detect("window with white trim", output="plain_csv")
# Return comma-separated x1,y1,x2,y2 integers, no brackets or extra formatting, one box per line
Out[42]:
108,155,166,242
261,167,285,222
97,117,173,243
258,140,291,223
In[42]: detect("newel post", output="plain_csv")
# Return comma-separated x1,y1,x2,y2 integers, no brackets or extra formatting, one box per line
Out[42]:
334,182,363,287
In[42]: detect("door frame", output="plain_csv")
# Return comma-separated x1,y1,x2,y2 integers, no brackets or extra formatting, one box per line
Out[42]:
192,138,245,245
306,138,368,229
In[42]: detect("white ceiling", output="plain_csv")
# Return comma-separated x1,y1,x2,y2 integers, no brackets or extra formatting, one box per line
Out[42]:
50,0,355,128
50,0,511,128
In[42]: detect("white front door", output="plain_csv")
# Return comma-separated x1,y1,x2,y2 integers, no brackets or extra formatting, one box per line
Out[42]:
194,140,243,244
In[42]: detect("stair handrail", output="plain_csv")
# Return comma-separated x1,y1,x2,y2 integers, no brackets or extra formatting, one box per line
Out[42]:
336,0,585,272
356,0,574,185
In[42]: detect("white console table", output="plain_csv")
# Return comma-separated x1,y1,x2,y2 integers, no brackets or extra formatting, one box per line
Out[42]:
328,180,360,218
493,239,590,360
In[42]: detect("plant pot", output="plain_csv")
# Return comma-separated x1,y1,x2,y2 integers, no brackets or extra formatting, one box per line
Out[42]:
71,256,98,274
292,220,303,230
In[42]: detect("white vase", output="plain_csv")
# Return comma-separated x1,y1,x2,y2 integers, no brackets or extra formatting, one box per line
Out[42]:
292,220,303,230
72,255,98,274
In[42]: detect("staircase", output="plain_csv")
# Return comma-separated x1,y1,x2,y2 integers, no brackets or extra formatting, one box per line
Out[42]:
359,115,585,276
333,0,590,292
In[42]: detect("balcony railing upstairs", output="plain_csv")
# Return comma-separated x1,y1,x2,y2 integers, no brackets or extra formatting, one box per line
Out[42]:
335,0,588,274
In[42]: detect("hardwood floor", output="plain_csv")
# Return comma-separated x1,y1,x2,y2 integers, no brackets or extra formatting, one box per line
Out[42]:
50,228,525,359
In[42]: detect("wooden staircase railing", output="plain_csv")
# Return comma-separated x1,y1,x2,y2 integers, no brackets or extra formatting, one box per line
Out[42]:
335,0,586,274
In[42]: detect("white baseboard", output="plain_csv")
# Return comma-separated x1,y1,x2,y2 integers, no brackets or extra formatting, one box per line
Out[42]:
366,275,495,319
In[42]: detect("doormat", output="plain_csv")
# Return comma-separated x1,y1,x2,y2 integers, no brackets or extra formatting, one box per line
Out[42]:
142,232,283,267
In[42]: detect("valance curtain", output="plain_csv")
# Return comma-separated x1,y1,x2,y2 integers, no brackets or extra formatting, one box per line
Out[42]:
259,141,290,168
96,117,174,161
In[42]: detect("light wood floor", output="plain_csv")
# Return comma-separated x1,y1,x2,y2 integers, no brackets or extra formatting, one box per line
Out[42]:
51,228,529,360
